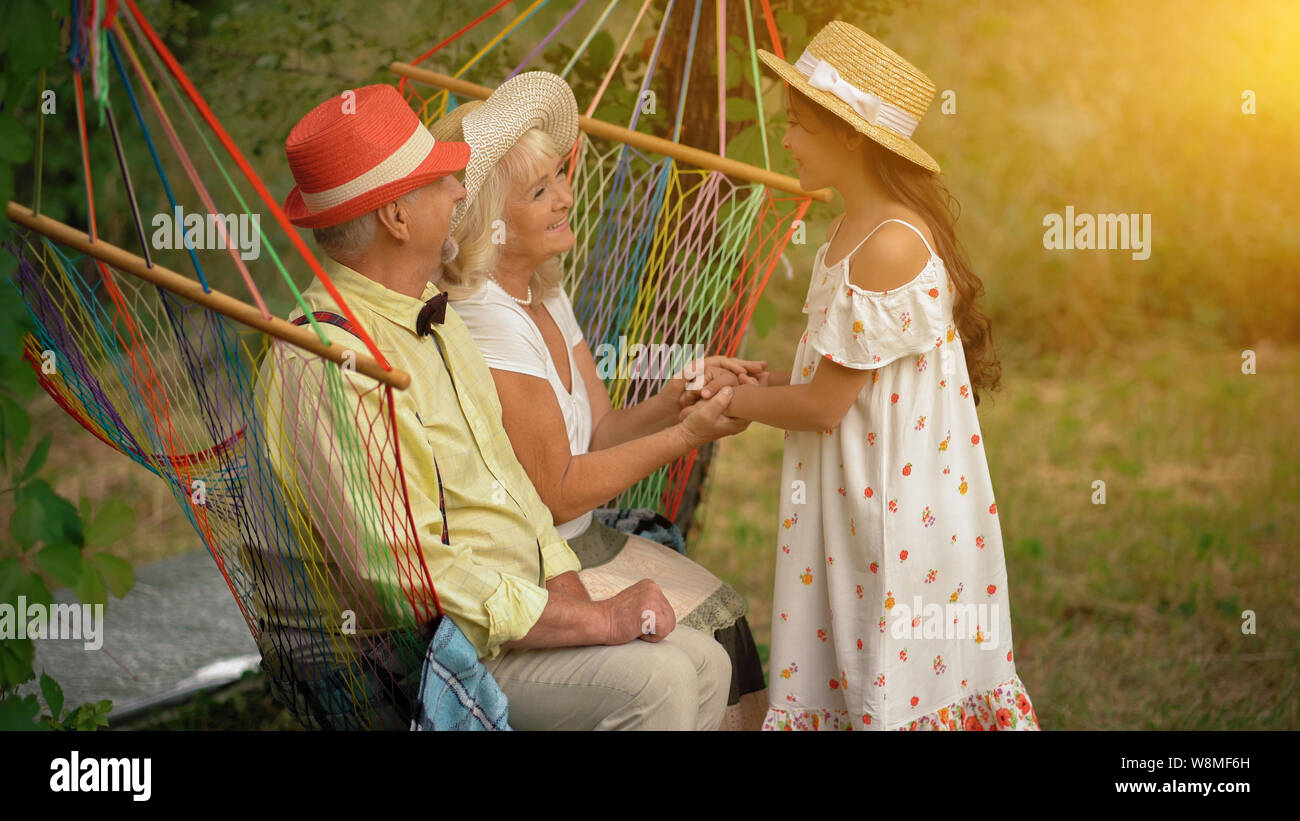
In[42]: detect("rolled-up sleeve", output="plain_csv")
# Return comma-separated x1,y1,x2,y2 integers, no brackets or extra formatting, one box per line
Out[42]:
435,564,550,659
540,534,581,581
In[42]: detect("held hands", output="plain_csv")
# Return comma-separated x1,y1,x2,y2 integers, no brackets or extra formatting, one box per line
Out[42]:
677,356,767,408
602,578,676,644
676,385,750,448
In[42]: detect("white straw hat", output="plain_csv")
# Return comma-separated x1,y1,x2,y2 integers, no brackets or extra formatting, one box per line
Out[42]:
430,71,580,232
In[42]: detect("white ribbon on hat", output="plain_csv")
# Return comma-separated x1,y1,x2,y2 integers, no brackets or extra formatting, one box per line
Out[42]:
301,124,437,212
793,50,920,139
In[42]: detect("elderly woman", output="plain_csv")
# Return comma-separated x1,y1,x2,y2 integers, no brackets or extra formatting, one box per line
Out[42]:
432,72,768,729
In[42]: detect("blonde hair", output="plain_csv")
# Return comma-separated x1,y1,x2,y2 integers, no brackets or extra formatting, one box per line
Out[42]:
442,127,566,301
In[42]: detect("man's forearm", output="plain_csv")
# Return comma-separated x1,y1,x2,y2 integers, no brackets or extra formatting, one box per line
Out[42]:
502,589,610,650
546,570,591,601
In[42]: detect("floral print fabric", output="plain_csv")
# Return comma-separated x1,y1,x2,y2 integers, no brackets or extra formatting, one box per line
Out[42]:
763,219,1040,731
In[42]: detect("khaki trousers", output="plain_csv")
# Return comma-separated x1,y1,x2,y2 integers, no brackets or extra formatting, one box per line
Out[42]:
483,625,731,730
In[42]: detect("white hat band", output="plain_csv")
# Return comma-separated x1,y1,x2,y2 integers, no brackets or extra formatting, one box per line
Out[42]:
300,125,437,212
794,50,920,139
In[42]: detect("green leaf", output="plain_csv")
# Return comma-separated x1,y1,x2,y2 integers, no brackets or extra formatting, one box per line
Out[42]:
0,638,36,691
72,566,107,607
775,9,809,53
593,102,633,128
18,432,50,481
10,482,46,549
0,556,53,609
725,97,759,123
0,115,32,164
39,671,62,718
585,31,613,71
12,479,82,550
0,393,29,456
86,552,134,599
0,693,46,730
66,699,112,730
0,557,26,603
0,166,13,224
724,123,769,168
0,343,37,399
35,542,86,589
4,2,61,82
0,305,24,360
0,244,17,279
85,499,135,547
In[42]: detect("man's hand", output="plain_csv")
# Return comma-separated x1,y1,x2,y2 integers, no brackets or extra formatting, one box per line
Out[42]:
601,578,675,644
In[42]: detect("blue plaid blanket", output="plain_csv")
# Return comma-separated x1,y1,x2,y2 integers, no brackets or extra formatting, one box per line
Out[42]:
411,616,511,731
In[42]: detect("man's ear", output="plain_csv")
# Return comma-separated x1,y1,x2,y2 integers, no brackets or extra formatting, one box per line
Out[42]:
374,198,412,243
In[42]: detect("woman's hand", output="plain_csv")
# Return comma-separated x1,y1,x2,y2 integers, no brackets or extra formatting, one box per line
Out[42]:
678,356,768,406
676,386,750,447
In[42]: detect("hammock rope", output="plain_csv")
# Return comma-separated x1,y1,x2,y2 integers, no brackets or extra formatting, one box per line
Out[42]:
6,1,814,728
106,34,206,286
113,20,324,343
558,0,622,80
120,0,394,371
506,0,591,80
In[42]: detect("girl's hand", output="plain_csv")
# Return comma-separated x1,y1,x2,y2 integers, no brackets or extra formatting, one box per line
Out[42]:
680,356,768,404
679,366,739,407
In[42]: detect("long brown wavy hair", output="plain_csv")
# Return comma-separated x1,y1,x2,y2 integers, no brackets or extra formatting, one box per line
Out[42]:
788,86,1001,404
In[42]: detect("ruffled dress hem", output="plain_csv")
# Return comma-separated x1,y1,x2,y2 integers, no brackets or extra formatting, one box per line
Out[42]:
762,674,1041,731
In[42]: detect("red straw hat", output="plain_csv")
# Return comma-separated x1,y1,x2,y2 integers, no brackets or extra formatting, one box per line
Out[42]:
284,84,470,228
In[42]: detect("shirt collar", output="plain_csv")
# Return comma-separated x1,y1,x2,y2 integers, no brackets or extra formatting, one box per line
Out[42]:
320,257,443,336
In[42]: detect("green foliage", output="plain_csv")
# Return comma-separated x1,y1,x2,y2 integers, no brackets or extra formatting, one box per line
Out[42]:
0,320,138,727
750,293,777,339
1,3,138,727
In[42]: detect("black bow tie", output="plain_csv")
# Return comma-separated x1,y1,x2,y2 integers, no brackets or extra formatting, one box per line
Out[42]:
416,291,448,336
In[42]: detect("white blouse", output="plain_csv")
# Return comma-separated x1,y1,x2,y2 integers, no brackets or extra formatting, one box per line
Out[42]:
452,281,594,540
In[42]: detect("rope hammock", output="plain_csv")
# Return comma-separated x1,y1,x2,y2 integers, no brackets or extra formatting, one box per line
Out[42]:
5,0,814,728
396,0,819,513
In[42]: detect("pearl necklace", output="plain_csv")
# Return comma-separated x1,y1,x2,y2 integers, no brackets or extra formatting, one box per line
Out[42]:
490,273,533,306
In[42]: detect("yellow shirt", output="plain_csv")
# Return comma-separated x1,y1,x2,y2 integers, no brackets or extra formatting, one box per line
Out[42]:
257,258,580,659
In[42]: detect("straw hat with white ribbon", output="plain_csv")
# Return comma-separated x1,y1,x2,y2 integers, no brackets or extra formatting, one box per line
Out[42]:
758,21,940,174
429,71,580,232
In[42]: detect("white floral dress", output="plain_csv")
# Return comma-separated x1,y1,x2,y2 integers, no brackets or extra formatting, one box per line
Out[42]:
763,218,1040,731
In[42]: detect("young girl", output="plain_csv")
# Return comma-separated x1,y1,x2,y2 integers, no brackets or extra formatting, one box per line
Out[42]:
711,22,1040,730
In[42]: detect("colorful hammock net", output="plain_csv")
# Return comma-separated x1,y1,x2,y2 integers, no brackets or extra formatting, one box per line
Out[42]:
5,0,809,729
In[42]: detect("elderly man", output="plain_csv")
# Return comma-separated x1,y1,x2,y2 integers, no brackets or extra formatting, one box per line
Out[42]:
268,84,745,730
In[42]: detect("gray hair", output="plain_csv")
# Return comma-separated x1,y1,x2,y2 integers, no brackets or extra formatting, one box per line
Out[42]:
312,190,423,260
